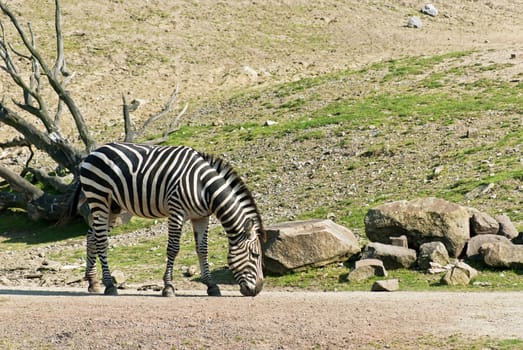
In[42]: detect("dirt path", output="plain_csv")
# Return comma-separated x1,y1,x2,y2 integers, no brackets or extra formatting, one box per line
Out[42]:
1,287,522,349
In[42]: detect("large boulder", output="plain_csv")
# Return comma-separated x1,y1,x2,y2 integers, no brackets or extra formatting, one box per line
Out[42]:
262,219,360,275
465,234,512,260
479,240,523,269
364,197,470,257
361,242,417,269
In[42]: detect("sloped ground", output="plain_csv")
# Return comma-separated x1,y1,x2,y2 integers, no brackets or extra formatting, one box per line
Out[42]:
1,0,523,348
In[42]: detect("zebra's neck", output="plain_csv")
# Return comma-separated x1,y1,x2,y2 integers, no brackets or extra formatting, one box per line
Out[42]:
199,153,263,238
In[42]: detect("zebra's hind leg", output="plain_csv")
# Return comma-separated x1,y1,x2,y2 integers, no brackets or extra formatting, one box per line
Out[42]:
192,218,221,297
162,216,183,297
85,228,102,293
90,210,118,296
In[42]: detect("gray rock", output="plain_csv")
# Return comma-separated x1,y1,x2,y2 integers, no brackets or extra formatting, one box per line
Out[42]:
455,261,478,280
348,265,376,283
417,242,450,270
441,265,471,286
465,234,511,259
182,265,198,277
37,260,62,272
262,219,360,275
479,240,523,269
348,258,387,282
470,211,499,236
355,258,387,276
362,242,417,269
407,16,422,28
365,197,470,257
495,214,519,240
390,235,408,248
420,4,438,17
371,279,399,292
111,269,126,285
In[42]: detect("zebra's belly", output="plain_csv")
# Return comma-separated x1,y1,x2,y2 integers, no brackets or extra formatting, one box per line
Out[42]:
115,198,169,219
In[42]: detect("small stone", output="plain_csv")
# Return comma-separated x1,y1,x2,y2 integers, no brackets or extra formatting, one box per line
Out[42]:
441,267,469,286
428,262,451,274
242,66,258,79
264,120,278,127
420,4,438,17
182,265,198,277
371,279,399,292
455,261,478,280
111,270,126,285
473,281,492,287
355,258,387,277
407,17,422,28
212,119,225,127
390,235,408,248
37,260,62,272
433,166,444,176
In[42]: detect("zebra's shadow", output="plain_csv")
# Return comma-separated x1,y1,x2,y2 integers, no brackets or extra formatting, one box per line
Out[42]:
0,288,243,298
191,266,236,286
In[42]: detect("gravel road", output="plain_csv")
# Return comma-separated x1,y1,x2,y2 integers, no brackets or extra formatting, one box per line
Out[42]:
1,287,522,349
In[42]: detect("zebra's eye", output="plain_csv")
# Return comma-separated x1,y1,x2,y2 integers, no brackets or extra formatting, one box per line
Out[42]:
250,248,260,259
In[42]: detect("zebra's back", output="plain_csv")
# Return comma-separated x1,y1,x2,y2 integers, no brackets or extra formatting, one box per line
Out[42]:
79,142,204,219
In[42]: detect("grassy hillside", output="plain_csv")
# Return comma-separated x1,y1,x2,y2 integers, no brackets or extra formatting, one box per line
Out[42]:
167,51,522,237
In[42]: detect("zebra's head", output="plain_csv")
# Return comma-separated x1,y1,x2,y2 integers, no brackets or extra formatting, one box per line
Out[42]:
228,218,264,297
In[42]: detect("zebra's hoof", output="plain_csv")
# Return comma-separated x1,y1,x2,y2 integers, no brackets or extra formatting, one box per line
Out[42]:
104,285,118,296
207,285,221,297
162,285,176,297
87,283,102,293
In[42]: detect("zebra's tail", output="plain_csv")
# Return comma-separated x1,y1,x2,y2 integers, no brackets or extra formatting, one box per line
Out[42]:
57,181,83,226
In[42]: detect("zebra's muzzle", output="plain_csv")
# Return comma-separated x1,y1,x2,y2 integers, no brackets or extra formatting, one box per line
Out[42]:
239,280,263,297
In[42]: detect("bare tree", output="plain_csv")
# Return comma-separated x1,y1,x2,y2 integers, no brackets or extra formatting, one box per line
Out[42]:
0,0,185,221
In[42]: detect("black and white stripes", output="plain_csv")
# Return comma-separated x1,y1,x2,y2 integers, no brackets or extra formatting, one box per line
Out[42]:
78,142,264,296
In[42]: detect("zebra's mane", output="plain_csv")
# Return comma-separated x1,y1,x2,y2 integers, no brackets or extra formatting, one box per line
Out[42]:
200,152,266,241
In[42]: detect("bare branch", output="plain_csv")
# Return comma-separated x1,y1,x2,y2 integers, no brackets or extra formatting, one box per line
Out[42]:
142,86,180,130
26,167,70,193
52,0,70,77
122,86,186,143
0,163,43,200
0,136,30,148
0,1,96,152
0,103,83,174
122,95,134,142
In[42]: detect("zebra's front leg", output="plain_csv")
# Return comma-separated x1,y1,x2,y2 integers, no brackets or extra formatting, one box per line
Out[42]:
192,218,221,296
85,228,102,293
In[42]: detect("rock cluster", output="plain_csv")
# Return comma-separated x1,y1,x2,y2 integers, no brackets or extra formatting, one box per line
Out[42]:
262,197,521,292
356,197,522,288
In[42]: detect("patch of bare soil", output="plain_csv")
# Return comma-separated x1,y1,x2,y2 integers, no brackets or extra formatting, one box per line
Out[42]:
1,1,523,348
1,288,522,349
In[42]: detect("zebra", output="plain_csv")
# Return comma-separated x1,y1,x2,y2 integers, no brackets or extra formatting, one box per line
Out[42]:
72,142,265,297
